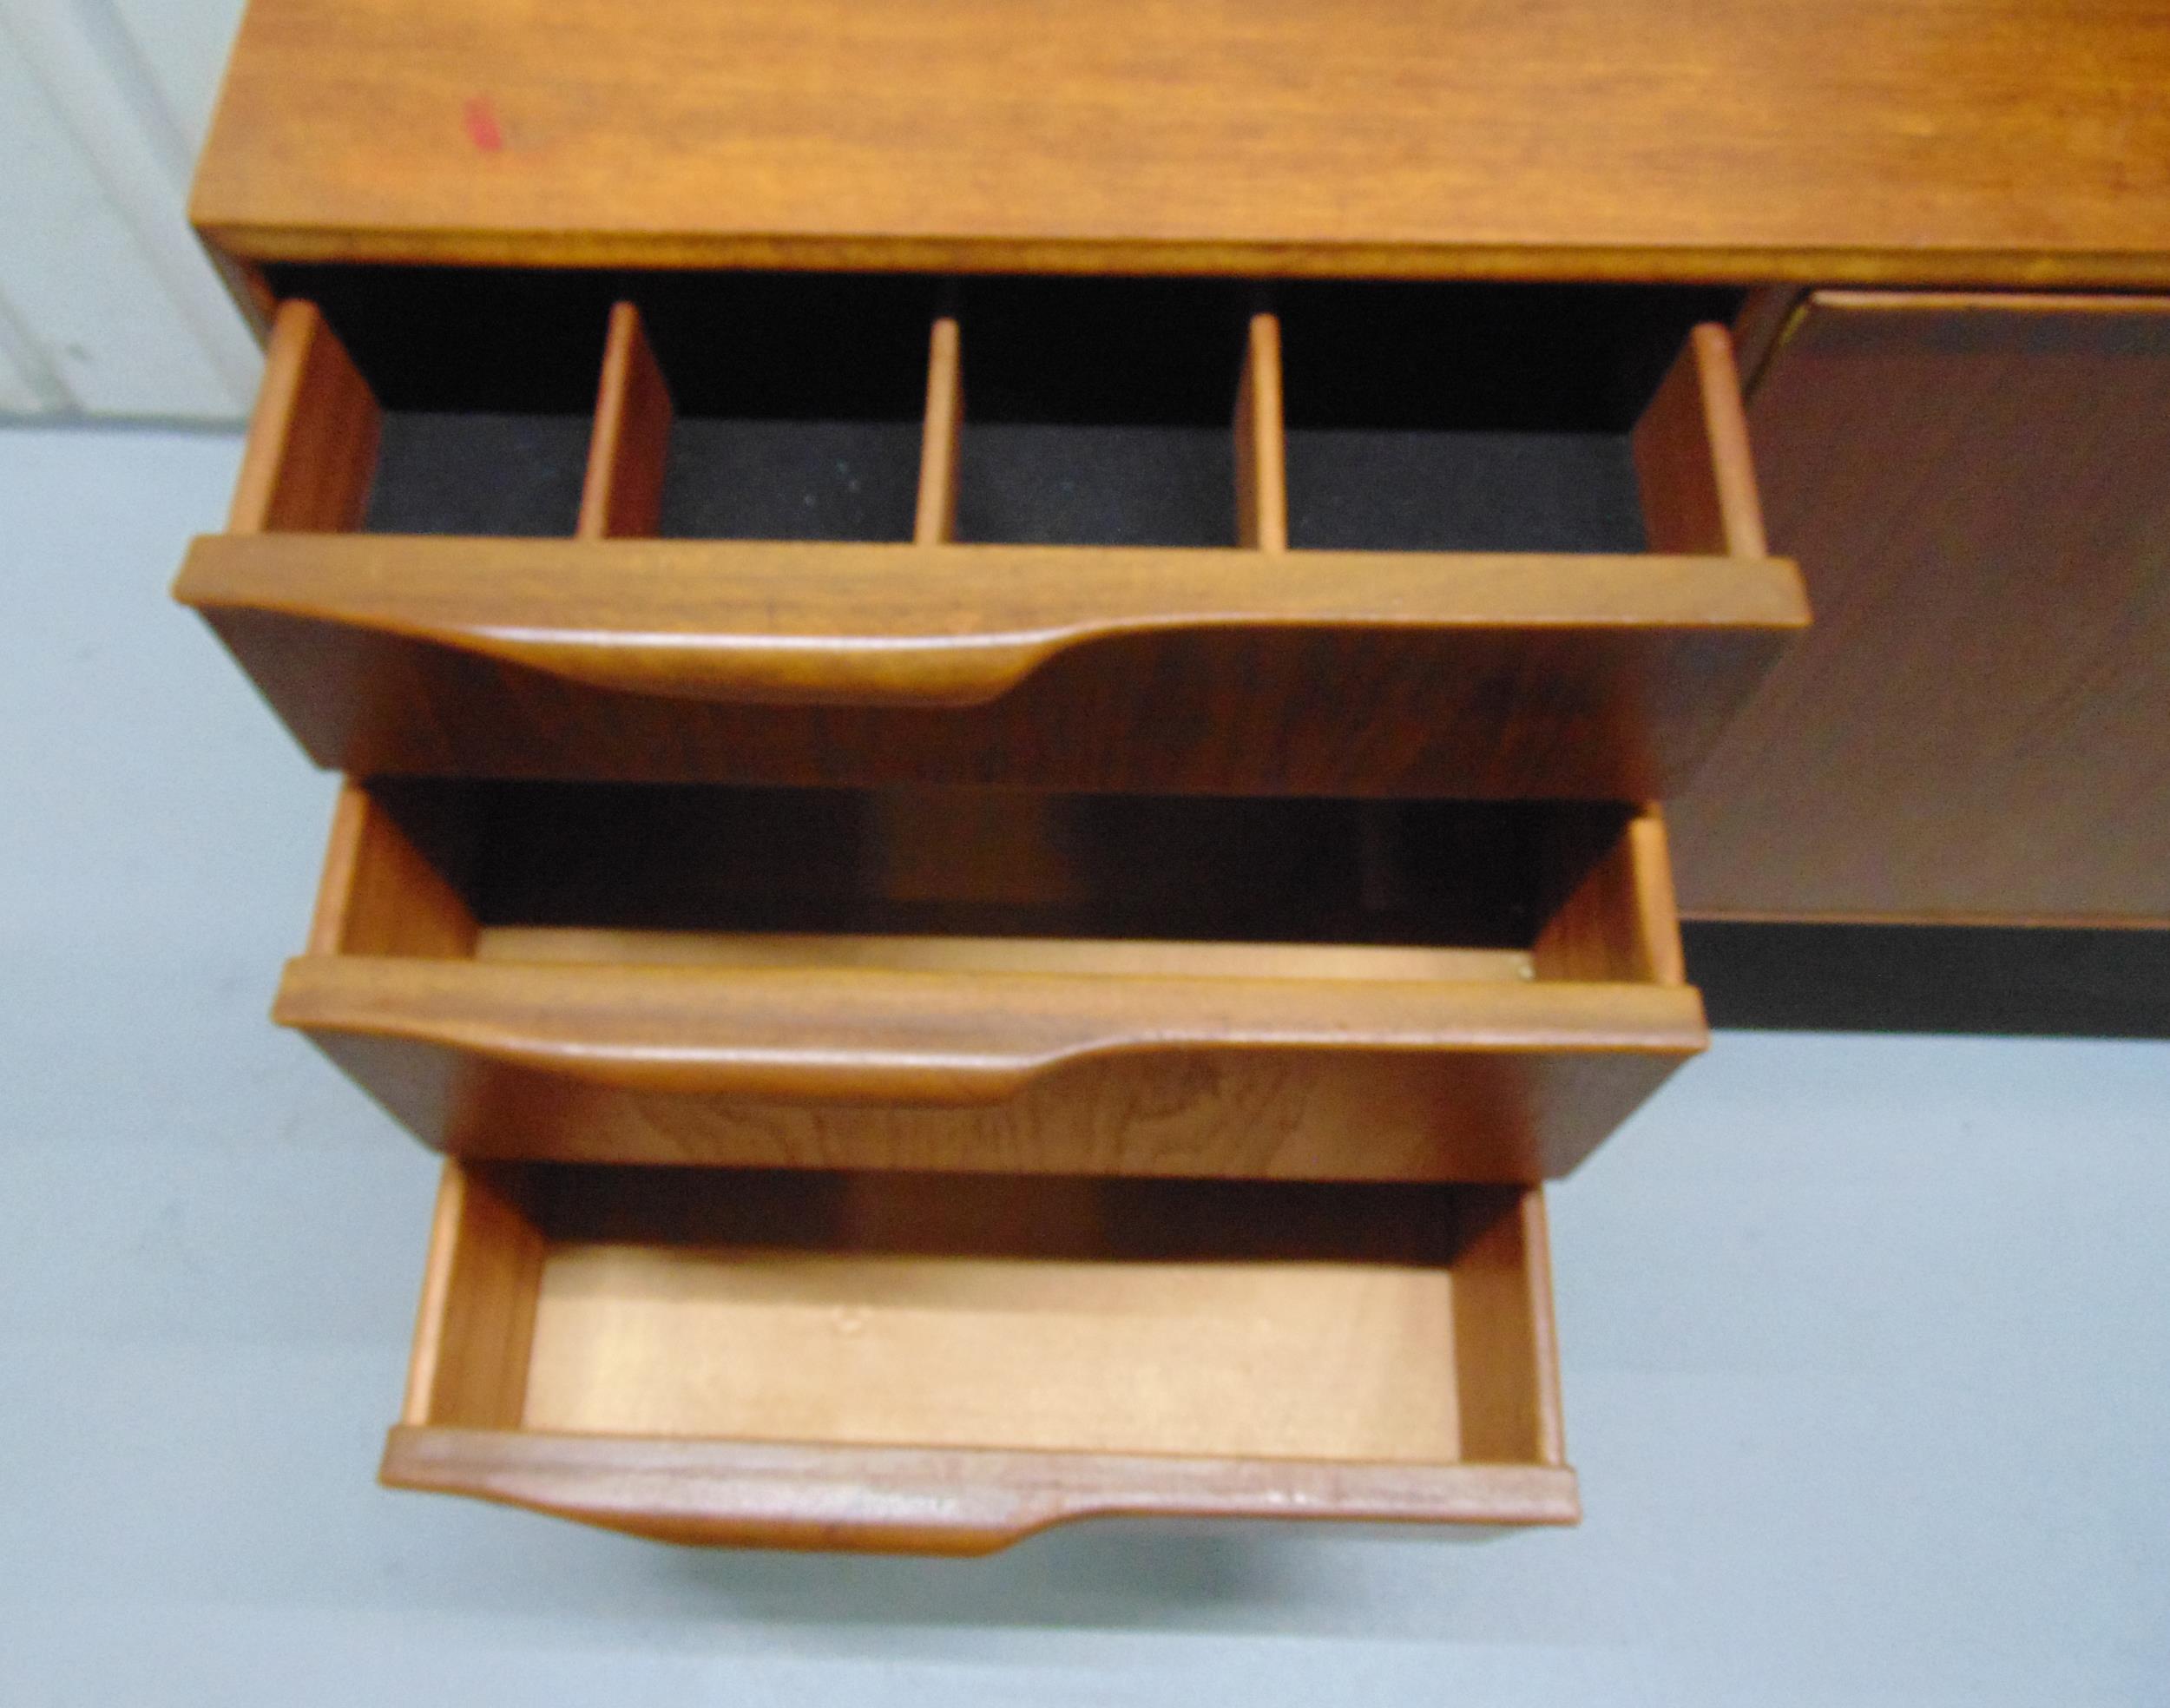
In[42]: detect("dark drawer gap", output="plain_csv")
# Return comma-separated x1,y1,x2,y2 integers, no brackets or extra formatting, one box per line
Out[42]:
951,276,1253,548
287,266,615,538
363,412,593,536
366,779,1636,954
1277,280,1740,553
956,424,1235,548
1286,430,1647,553
638,273,935,542
657,421,922,542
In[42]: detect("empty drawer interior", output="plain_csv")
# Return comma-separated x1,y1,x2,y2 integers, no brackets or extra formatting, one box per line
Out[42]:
944,277,1249,546
637,273,933,541
406,1163,1563,1469
1277,281,1738,550
328,780,1677,986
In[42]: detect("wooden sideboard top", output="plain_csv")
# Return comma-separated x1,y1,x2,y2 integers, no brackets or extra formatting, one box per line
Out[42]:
191,0,2170,285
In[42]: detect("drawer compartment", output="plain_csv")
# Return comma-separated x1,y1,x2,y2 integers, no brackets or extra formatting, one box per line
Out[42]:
381,1161,1575,1552
176,271,1807,798
277,777,1705,1179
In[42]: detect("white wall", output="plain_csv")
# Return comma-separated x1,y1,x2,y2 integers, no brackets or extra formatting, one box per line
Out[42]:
0,0,257,420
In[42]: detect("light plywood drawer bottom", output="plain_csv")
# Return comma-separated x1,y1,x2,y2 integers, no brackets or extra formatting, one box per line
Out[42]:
384,1161,1575,1552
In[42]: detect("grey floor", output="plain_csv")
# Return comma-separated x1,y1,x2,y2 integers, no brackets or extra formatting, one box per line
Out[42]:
3,423,2166,1705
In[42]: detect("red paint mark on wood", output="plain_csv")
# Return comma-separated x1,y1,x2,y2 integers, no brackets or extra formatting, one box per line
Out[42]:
463,97,504,153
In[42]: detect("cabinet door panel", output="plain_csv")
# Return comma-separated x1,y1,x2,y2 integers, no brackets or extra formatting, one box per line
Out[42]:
1673,292,2170,923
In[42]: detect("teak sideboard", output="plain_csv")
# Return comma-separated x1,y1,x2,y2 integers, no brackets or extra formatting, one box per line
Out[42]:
174,0,2170,1553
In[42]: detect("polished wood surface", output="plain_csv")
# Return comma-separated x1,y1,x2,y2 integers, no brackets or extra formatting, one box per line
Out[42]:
1534,808,1687,987
382,1427,1581,1554
521,1226,1460,1460
280,785,1700,1179
381,1163,1575,1551
1450,1188,1564,1465
181,296,1801,795
304,780,477,959
173,0,2170,1563
473,928,1536,984
308,1030,1690,1185
1234,313,1288,552
399,1161,541,1429
913,316,963,545
1632,325,1767,560
1672,292,2170,923
278,954,1705,1112
184,533,1805,710
180,535,1805,794
193,0,2170,286
576,303,673,541
227,300,378,534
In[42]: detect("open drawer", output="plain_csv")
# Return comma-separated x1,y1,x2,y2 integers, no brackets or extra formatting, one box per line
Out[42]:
175,271,1806,797
382,1159,1575,1552
278,773,1704,1180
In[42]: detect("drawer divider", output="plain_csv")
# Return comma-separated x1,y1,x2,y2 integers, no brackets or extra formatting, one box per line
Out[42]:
1632,323,1768,558
577,301,674,541
914,314,963,545
1235,312,1288,550
227,299,381,535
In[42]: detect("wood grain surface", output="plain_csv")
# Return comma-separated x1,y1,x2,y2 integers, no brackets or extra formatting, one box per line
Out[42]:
304,779,477,958
278,957,1702,1181
398,1162,541,1429
575,303,673,540
184,292,1800,798
1534,808,1688,987
519,1242,1463,1459
178,535,1805,795
1671,292,2170,923
192,0,2170,286
226,300,378,534
913,316,963,545
1450,1188,1564,1465
1632,325,1766,559
381,1427,1581,1553
471,929,1537,984
179,538,1804,708
280,785,1700,1179
1234,313,1288,551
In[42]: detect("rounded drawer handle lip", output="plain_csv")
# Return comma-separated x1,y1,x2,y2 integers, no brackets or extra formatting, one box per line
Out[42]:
207,600,1785,713
274,956,1709,1107
177,535,1811,711
344,615,1104,709
381,1426,1583,1554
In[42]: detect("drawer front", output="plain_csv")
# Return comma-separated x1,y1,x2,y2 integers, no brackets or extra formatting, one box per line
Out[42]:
176,276,1805,798
382,1161,1578,1553
281,779,1705,1181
